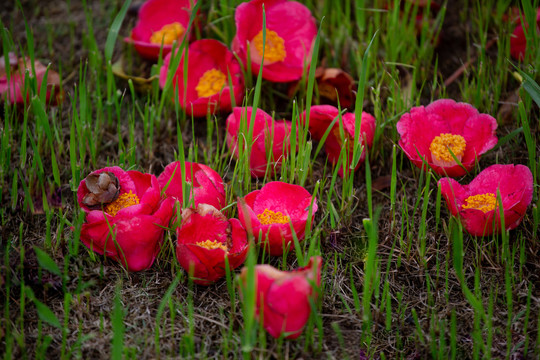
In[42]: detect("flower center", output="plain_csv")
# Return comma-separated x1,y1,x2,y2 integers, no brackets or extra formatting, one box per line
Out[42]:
195,69,227,98
257,209,290,225
252,29,286,63
196,240,228,252
150,22,185,45
461,193,497,213
429,133,466,167
104,191,140,216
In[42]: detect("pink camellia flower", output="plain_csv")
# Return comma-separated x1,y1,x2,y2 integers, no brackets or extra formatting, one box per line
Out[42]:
157,161,226,210
510,8,540,60
125,0,197,60
239,256,322,339
176,204,249,285
303,105,376,177
232,0,317,82
226,107,292,178
77,166,174,271
397,99,498,177
159,39,244,117
0,54,63,105
439,164,533,236
237,181,317,256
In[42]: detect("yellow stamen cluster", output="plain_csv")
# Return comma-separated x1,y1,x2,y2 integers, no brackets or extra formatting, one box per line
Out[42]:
252,29,286,63
429,133,466,164
196,240,228,252
104,191,140,216
195,69,227,98
461,193,497,213
150,22,185,45
257,209,290,225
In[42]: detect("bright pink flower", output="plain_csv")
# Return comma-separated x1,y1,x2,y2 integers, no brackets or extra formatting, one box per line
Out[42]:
226,107,292,178
125,0,197,60
77,167,174,271
176,204,249,285
237,181,317,256
510,8,540,60
439,164,533,236
303,105,375,177
239,256,322,339
157,161,226,210
397,99,498,177
159,39,244,117
0,54,63,105
232,0,317,82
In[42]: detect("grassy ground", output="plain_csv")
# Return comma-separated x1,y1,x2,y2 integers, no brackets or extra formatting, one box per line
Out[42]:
1,0,539,358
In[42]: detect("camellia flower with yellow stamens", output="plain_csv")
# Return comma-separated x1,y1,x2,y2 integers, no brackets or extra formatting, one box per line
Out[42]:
157,161,226,211
232,0,317,82
176,204,249,285
237,181,317,256
77,167,174,271
397,99,498,177
125,0,197,60
438,164,533,236
159,39,244,117
302,105,376,177
238,256,322,339
226,106,292,178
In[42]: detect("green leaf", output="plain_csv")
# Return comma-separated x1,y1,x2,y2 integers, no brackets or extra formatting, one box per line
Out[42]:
35,299,61,328
104,0,132,62
33,246,61,276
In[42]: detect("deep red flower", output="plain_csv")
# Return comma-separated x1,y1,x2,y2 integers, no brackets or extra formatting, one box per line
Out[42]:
303,105,375,177
397,99,498,177
237,181,317,256
510,8,540,60
176,204,249,285
232,0,317,82
77,166,174,271
157,161,226,210
125,0,197,60
159,39,244,117
226,107,292,178
0,54,63,105
239,256,322,339
439,164,533,236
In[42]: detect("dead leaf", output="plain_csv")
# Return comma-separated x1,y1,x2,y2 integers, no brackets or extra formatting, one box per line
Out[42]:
111,57,158,92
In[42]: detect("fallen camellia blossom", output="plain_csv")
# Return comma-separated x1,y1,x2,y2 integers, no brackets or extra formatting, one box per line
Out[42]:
77,167,174,271
239,256,322,339
232,0,317,82
159,39,244,117
439,164,533,236
237,181,317,256
157,161,226,210
226,107,292,178
397,99,498,177
0,53,63,105
303,105,375,177
176,204,249,285
125,0,197,60
510,8,540,60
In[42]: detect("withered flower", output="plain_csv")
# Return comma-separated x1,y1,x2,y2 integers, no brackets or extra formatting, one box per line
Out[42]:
81,172,120,209
315,67,356,108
